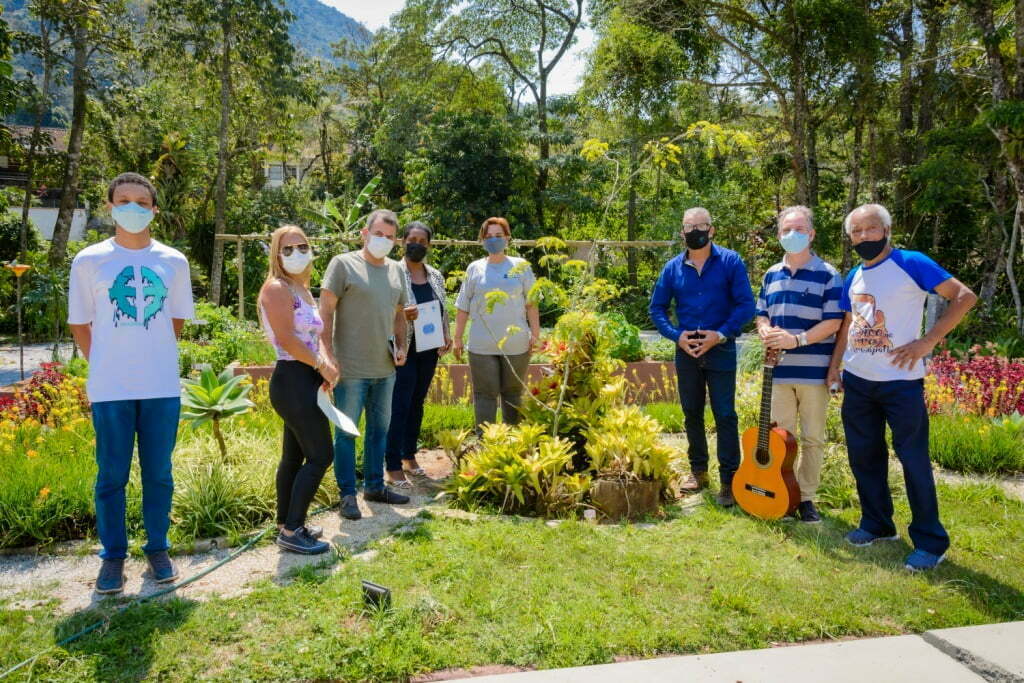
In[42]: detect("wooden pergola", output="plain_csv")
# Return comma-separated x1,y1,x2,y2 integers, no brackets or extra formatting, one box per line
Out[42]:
215,233,677,319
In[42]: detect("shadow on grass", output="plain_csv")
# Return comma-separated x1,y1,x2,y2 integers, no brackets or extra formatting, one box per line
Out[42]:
56,594,197,680
779,511,1024,623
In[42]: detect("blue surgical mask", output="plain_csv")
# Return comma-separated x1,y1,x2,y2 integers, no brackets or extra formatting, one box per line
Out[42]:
111,202,155,234
483,236,507,254
779,230,810,254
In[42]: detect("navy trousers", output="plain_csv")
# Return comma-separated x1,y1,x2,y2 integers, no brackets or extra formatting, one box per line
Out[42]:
675,344,740,485
385,336,439,471
841,371,949,556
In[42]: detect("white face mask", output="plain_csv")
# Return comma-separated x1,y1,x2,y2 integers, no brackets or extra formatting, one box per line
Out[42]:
366,235,394,259
111,202,155,234
280,250,312,275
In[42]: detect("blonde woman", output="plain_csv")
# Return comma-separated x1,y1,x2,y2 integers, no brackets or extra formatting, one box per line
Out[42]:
259,225,338,554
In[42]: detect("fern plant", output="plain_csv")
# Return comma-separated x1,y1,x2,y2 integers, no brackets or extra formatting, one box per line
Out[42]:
181,368,255,461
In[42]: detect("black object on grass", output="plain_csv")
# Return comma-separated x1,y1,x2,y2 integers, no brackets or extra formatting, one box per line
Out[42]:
361,580,392,610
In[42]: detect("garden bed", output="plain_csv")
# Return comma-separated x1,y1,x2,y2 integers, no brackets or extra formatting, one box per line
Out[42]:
234,360,681,404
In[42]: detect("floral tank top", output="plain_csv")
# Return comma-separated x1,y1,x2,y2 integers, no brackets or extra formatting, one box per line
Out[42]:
262,287,323,361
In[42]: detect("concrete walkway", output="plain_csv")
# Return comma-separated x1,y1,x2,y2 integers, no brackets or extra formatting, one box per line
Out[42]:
468,621,1024,682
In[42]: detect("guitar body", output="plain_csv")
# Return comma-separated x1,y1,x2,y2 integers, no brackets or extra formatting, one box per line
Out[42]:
733,425,800,520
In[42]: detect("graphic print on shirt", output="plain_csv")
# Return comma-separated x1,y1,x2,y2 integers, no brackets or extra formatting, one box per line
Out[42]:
849,292,893,353
108,265,168,328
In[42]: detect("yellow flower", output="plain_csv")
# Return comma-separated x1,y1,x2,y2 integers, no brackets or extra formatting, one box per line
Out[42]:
38,486,50,499
26,450,38,458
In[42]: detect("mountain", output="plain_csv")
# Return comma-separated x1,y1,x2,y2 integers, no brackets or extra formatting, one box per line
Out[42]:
285,0,372,63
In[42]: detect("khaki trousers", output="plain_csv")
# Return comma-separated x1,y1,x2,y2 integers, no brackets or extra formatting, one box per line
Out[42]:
770,383,829,502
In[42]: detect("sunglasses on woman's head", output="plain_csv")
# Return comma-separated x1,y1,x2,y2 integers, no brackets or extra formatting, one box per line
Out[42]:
281,244,310,256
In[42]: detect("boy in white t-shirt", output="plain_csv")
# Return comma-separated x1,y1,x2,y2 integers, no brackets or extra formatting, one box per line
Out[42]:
68,172,195,594
827,204,976,572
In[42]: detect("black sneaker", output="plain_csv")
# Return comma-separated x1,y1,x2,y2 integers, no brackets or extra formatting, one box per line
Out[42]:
715,488,736,508
95,558,125,594
276,528,329,555
146,551,180,583
341,494,362,520
279,523,323,539
363,487,410,505
797,501,822,524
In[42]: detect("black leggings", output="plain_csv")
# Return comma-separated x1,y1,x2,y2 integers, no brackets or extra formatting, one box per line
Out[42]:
269,360,333,531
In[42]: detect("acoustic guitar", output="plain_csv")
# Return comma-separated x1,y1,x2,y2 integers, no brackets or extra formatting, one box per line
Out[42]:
731,348,799,520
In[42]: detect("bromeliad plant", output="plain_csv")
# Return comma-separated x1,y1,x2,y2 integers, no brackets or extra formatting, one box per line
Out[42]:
585,406,679,496
181,368,255,461
447,423,589,516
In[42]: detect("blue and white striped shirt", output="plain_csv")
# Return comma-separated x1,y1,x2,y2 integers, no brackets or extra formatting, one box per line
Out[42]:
756,254,844,384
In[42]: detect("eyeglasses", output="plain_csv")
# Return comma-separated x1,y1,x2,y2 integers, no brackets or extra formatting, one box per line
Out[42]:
281,244,310,256
682,222,711,233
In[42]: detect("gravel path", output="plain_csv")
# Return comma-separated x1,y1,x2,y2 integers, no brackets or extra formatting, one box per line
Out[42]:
0,451,452,614
0,341,75,387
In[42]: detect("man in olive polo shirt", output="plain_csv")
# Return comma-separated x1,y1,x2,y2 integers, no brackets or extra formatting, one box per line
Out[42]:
320,209,410,521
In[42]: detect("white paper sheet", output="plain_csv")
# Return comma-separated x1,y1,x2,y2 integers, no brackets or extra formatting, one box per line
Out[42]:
317,386,360,437
413,300,444,351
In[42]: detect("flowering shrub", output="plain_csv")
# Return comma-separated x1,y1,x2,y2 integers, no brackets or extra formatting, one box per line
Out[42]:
927,350,1024,417
0,362,89,425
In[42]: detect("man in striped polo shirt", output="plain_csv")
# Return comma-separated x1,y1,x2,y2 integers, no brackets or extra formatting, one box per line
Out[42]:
755,205,844,523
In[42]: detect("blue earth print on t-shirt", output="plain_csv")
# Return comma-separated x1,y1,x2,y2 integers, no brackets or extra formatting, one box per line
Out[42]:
108,265,169,329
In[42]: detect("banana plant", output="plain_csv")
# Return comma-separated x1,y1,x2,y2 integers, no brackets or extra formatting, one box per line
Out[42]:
181,368,255,461
301,174,382,236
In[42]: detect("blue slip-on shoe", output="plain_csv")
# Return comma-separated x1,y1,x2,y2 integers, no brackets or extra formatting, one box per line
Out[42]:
905,549,945,572
95,558,125,594
277,528,330,555
845,528,899,547
279,524,323,539
340,495,362,520
146,551,180,584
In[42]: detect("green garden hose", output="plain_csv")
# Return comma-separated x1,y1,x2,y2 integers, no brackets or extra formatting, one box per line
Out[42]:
0,506,333,680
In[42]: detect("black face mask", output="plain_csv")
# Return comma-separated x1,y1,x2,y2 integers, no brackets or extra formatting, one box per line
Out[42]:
684,229,711,250
854,237,887,261
405,243,428,263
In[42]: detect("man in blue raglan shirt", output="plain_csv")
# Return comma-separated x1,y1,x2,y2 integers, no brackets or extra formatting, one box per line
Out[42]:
649,207,756,507
827,204,976,571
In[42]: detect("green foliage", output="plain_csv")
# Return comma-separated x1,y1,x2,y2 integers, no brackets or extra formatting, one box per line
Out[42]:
930,414,1024,474
179,302,275,375
598,311,643,362
0,197,41,263
172,462,272,541
447,423,589,516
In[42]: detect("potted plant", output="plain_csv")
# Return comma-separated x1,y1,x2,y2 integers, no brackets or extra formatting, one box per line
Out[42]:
585,406,679,521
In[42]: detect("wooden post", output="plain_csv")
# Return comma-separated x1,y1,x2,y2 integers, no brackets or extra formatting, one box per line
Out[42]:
236,236,244,320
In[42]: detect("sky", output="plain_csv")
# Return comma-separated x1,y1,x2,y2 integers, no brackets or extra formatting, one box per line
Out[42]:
323,0,595,96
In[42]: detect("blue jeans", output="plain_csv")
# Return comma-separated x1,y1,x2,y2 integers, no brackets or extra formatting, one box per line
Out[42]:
675,344,740,485
91,397,180,560
385,338,439,470
842,371,949,556
333,374,396,496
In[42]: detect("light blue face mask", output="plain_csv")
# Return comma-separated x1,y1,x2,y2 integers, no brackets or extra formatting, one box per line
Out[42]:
779,229,810,254
483,236,507,254
111,202,155,234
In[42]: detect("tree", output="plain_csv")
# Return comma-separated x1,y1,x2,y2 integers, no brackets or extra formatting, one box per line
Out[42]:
34,0,131,267
415,0,585,231
152,0,297,304
582,10,685,284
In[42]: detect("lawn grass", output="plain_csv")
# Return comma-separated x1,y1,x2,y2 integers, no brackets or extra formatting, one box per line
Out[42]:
2,480,1022,681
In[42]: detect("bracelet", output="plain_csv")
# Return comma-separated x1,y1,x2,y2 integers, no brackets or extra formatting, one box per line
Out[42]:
313,355,324,372
797,332,808,347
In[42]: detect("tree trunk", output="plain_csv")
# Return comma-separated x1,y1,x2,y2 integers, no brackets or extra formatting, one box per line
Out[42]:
1008,198,1023,335
20,21,53,263
842,115,864,271
788,50,810,204
893,1,916,226
806,116,820,208
46,24,87,267
535,84,548,233
209,20,233,305
868,119,879,201
212,418,228,461
917,1,942,147
979,169,1009,312
626,126,639,288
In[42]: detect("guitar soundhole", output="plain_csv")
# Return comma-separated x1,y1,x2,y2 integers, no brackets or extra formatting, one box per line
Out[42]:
755,448,770,467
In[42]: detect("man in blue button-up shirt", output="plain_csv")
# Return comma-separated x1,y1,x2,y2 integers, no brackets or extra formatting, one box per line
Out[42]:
649,207,755,506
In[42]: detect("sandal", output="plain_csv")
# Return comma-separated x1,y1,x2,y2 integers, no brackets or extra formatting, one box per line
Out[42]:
386,478,414,489
402,462,427,477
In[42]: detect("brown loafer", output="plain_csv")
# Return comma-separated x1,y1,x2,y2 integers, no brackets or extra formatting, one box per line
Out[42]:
679,471,710,493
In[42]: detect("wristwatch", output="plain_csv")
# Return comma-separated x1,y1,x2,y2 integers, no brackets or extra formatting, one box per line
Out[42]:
797,332,808,347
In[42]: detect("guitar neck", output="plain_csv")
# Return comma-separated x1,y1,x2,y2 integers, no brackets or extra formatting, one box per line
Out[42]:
756,363,775,451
